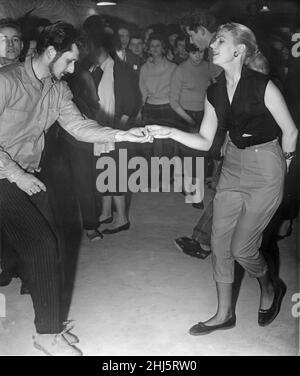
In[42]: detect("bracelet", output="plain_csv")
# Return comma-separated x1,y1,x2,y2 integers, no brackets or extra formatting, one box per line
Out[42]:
283,151,296,160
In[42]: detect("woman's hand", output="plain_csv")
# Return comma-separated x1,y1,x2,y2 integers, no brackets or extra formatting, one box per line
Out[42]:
145,125,174,139
116,128,154,143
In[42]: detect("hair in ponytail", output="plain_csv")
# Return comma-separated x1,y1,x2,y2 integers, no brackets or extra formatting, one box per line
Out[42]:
246,50,269,75
217,22,269,73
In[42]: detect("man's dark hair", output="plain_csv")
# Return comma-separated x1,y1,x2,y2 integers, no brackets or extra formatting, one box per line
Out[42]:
116,23,130,33
36,21,80,55
148,33,167,50
82,15,104,37
0,18,22,35
88,30,113,53
174,34,187,48
186,12,218,33
129,33,143,43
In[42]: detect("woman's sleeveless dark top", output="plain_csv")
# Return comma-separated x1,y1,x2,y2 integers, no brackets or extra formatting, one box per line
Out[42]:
207,66,280,149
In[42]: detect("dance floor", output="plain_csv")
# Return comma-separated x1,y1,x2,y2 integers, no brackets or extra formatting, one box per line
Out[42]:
0,189,299,356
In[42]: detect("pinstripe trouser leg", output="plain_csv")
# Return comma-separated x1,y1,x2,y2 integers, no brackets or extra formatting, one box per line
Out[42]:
0,180,61,334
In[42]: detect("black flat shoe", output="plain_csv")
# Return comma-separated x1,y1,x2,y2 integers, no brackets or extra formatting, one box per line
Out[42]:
192,202,204,210
189,315,236,336
258,279,287,327
174,238,211,260
102,222,130,234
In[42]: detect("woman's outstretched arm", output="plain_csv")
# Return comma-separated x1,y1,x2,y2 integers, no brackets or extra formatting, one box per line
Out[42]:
146,95,218,151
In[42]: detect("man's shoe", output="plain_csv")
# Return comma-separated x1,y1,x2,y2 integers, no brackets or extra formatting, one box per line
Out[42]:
102,222,130,234
0,272,14,287
20,283,30,295
62,320,79,345
258,280,287,327
63,331,79,345
33,333,82,356
174,237,211,259
86,229,103,241
189,316,236,336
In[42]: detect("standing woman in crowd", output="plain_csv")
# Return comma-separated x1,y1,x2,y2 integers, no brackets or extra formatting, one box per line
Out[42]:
139,33,176,166
93,32,141,234
147,23,298,334
170,42,216,205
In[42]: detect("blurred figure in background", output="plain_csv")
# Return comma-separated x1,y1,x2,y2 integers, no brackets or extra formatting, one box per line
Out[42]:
173,34,188,65
0,18,23,67
0,18,30,295
139,33,177,186
115,24,130,62
170,43,216,205
128,33,146,75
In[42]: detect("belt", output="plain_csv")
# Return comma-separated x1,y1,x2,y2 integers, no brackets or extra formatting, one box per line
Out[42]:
229,136,278,149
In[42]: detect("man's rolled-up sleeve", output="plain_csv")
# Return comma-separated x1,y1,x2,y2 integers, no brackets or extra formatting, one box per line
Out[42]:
57,82,119,143
0,146,25,181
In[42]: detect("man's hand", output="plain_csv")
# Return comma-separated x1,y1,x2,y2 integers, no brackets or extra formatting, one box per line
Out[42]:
145,125,173,139
116,128,154,143
14,172,46,196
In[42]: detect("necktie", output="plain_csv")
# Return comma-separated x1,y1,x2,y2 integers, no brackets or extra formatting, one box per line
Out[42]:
91,66,103,88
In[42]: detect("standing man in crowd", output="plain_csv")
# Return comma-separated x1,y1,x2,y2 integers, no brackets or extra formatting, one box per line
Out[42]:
0,18,22,67
128,33,146,74
0,21,151,356
115,24,131,62
175,12,225,256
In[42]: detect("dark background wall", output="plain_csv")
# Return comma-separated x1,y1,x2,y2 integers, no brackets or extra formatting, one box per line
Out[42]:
0,0,298,28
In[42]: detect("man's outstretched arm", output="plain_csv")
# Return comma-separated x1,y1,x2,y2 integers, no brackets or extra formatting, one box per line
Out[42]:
57,82,152,144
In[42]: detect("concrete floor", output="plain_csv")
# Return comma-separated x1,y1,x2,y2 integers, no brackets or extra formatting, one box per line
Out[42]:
0,190,299,356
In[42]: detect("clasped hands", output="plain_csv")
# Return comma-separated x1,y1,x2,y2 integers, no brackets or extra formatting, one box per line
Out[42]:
122,125,173,143
13,125,173,196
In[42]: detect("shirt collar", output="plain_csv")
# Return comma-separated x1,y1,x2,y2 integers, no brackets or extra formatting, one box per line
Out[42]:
24,56,55,91
100,55,114,71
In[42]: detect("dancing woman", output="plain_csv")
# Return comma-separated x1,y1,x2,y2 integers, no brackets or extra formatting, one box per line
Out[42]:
147,23,298,334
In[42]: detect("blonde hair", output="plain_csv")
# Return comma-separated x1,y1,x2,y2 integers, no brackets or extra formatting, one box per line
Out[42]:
247,52,269,75
217,22,267,68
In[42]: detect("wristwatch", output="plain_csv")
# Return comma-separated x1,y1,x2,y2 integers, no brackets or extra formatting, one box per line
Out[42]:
283,151,296,160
